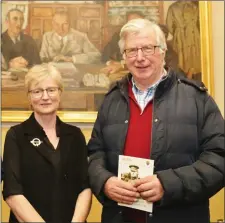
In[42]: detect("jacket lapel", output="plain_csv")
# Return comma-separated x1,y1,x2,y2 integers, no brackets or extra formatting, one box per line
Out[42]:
23,114,75,168
23,114,52,164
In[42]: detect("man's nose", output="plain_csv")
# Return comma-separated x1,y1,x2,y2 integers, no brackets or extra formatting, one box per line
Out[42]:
136,48,145,61
59,25,64,31
17,19,23,26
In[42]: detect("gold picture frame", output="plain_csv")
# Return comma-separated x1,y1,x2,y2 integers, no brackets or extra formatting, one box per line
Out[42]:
2,1,214,123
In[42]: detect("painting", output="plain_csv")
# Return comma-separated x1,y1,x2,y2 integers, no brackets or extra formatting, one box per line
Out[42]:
1,1,214,122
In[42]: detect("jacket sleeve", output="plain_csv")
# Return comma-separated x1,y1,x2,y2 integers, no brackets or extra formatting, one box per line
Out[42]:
3,127,24,200
88,102,114,204
39,33,52,62
27,36,41,66
72,33,101,64
77,128,90,192
156,94,225,205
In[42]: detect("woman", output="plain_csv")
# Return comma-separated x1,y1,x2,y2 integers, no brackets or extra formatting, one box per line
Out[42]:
3,64,92,223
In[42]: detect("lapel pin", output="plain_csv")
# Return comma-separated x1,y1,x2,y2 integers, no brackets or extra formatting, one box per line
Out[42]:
30,138,42,147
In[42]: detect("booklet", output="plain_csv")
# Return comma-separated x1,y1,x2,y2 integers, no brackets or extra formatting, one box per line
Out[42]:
118,155,155,213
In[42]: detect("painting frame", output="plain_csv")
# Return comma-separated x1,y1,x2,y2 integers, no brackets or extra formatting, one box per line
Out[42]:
2,1,214,123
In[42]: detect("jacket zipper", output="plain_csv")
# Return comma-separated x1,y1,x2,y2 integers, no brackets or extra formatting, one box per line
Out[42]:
146,74,169,223
119,88,130,155
146,95,155,223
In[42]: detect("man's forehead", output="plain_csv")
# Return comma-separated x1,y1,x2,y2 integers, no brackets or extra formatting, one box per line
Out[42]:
125,31,156,46
9,10,24,19
53,14,69,23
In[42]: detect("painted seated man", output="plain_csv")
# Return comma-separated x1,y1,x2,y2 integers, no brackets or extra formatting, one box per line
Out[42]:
40,10,101,64
1,8,41,70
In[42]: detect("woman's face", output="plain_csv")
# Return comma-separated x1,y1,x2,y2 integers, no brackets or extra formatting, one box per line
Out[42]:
28,77,61,115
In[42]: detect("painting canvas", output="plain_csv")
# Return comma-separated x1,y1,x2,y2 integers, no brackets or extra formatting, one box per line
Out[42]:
1,1,213,122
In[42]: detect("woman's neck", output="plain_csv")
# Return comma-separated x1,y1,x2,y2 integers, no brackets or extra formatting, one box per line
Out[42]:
34,112,57,130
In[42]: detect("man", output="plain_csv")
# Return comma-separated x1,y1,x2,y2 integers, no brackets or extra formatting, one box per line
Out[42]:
40,10,101,64
129,165,139,181
1,8,41,69
101,12,180,78
121,165,139,183
88,19,224,223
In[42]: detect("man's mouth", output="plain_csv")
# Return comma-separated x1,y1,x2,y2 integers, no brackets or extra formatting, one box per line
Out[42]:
136,65,149,69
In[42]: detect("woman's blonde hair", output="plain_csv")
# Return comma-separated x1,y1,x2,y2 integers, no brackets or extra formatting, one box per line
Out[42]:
25,63,63,92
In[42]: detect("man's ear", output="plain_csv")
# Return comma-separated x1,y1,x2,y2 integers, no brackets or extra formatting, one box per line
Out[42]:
122,52,126,60
5,18,9,26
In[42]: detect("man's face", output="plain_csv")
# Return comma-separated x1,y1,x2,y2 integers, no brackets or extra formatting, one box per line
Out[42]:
7,11,24,36
52,14,70,37
123,30,165,85
130,168,138,179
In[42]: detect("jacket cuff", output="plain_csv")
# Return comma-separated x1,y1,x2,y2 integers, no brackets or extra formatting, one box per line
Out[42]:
95,171,114,204
156,169,183,205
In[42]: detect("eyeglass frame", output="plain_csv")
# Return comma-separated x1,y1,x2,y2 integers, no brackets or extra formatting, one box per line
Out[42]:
123,44,161,58
28,87,61,99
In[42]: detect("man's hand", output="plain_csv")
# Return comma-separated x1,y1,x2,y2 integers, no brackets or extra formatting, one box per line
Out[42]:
9,56,28,68
104,176,140,205
53,55,72,62
133,175,164,202
101,60,125,75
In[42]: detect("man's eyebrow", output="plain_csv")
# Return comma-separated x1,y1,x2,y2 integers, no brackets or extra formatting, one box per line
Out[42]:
12,16,24,19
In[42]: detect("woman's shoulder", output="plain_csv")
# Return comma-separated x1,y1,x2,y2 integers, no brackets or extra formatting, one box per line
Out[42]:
8,122,24,132
59,121,83,135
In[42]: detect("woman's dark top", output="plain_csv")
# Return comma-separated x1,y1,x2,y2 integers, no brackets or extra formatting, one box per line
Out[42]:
3,113,89,223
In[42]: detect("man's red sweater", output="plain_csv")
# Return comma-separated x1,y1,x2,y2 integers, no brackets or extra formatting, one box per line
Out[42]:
123,84,153,223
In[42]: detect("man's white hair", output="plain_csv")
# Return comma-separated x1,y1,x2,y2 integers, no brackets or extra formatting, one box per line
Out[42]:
118,19,167,54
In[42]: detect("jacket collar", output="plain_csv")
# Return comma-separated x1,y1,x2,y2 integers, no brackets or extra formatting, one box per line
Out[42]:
23,112,74,137
109,67,177,100
23,113,75,166
3,30,24,42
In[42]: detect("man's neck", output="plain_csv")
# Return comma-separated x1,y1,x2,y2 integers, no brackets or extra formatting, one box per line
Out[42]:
7,29,20,39
133,68,166,91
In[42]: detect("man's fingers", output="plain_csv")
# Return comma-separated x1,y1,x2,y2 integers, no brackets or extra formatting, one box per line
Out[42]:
140,189,156,199
146,195,159,202
116,186,139,198
113,192,137,204
136,181,154,192
133,177,151,187
119,180,138,192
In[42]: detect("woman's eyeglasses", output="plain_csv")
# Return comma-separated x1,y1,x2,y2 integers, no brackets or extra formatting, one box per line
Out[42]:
28,87,60,99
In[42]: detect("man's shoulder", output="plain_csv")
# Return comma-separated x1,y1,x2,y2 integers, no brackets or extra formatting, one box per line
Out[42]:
21,33,37,42
69,28,87,37
176,73,208,93
1,31,10,42
106,74,129,97
42,31,54,38
1,31,7,38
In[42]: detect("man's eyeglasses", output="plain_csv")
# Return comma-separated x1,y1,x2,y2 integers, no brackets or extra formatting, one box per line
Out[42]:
28,87,60,99
123,45,160,58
